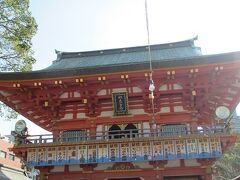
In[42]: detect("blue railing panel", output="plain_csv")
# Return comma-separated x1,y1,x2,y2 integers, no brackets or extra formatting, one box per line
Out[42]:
26,137,223,167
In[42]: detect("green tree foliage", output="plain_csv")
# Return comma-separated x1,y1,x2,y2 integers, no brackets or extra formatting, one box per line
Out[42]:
0,0,37,72
214,136,240,180
0,0,37,120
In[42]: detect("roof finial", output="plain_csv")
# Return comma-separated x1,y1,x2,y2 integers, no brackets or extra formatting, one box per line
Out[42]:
193,35,198,41
55,49,62,60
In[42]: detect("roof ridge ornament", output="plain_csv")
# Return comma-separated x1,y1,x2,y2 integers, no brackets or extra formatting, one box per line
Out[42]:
192,35,198,41
189,35,198,47
55,49,63,60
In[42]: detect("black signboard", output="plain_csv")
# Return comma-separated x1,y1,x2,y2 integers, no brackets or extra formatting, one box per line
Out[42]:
112,92,128,115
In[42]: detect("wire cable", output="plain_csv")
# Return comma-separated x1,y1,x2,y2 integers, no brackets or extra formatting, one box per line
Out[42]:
145,0,153,77
145,0,156,128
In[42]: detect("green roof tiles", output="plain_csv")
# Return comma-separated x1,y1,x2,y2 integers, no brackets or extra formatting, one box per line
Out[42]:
4,37,240,80
44,38,202,70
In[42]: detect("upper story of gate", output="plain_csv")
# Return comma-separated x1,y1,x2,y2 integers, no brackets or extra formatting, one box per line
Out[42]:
0,37,240,132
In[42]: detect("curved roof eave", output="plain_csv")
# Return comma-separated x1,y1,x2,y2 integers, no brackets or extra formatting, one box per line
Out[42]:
54,36,198,59
0,51,240,81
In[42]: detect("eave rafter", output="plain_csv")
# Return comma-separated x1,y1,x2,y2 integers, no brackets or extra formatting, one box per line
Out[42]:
196,68,240,122
0,61,240,131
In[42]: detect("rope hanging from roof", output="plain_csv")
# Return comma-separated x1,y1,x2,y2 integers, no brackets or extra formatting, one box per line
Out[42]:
145,0,153,75
145,0,156,129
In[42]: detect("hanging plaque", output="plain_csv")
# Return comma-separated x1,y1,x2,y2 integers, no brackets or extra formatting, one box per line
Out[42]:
112,91,128,115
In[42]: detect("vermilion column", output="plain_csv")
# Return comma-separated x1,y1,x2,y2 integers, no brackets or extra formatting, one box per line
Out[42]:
52,130,60,142
90,126,97,140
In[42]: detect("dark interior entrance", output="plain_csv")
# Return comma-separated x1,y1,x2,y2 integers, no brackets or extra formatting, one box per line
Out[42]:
109,124,121,139
124,124,138,138
108,124,138,139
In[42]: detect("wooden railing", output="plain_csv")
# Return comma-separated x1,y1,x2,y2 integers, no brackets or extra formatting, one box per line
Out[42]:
24,125,231,145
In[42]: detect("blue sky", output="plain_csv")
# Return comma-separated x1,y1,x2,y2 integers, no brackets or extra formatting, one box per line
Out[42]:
1,0,240,136
30,0,240,70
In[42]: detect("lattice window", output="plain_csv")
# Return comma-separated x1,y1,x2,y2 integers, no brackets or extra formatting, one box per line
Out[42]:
160,124,187,136
61,130,87,142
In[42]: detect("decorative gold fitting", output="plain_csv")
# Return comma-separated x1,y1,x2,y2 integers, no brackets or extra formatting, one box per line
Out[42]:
192,90,197,96
44,101,49,107
55,80,62,84
149,92,154,99
34,82,42,86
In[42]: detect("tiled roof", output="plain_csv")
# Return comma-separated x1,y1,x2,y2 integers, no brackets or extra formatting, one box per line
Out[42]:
1,37,240,80
44,37,201,70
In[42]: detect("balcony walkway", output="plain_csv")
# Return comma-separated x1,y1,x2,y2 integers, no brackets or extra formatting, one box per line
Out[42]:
19,126,231,167
24,125,230,145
